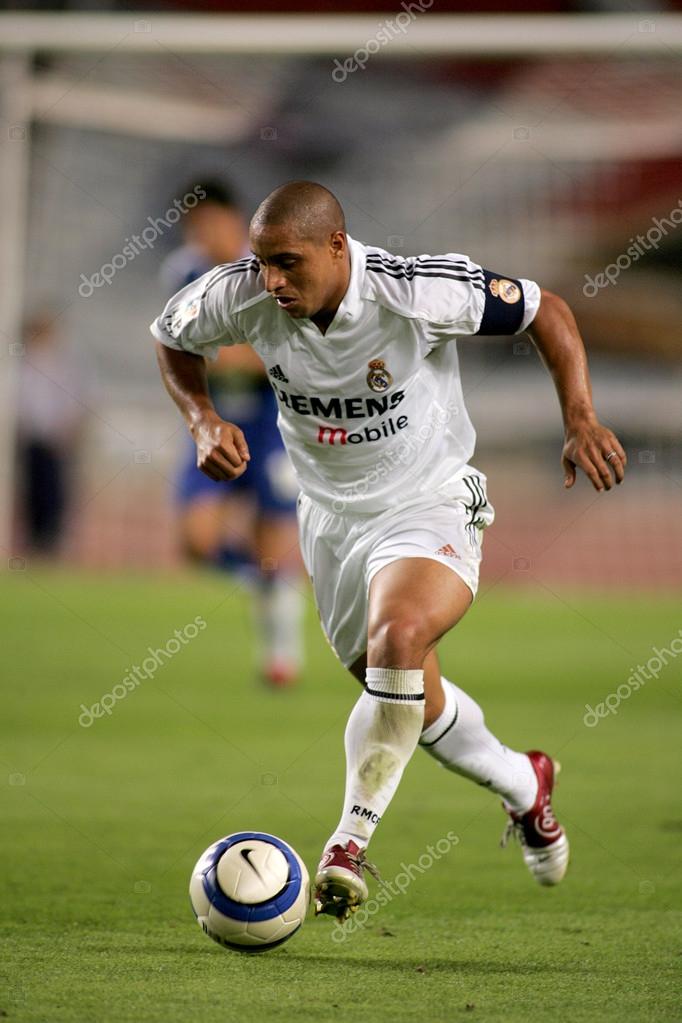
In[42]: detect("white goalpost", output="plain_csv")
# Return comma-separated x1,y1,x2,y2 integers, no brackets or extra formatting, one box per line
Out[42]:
2,12,682,55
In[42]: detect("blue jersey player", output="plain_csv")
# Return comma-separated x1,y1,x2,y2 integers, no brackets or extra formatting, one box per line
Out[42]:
161,180,304,687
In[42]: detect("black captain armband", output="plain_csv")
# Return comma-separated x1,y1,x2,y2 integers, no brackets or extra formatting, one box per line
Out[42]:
475,271,526,336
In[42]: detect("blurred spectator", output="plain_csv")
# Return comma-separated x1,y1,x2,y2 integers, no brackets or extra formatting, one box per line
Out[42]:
161,179,305,687
15,310,86,557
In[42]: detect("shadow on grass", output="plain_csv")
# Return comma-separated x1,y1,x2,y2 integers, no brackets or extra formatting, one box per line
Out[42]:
130,945,590,977
272,953,589,975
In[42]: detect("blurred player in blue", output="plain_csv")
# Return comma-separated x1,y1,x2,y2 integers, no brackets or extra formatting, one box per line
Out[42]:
161,180,304,687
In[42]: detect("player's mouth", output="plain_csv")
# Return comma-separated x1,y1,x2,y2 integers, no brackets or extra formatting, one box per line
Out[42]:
274,294,297,310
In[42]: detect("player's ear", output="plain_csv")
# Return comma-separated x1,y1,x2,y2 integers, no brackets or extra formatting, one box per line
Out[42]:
329,231,346,258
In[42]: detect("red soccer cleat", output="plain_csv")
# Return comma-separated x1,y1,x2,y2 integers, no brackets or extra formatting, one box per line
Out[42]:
501,750,570,886
314,840,380,921
263,660,299,689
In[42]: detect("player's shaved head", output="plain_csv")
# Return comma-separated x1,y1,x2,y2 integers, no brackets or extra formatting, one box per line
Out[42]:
249,182,350,329
250,181,345,243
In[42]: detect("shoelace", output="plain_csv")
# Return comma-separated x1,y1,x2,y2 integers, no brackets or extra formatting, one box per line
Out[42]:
500,818,525,849
349,846,382,883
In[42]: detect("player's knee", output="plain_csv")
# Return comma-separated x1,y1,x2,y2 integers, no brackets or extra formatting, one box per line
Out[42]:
367,614,430,667
179,527,217,568
180,516,220,562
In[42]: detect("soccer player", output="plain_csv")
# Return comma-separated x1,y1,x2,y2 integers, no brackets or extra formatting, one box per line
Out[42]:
161,180,304,687
151,181,626,921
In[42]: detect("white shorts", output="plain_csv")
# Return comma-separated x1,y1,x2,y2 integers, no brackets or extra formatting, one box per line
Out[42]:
297,467,494,668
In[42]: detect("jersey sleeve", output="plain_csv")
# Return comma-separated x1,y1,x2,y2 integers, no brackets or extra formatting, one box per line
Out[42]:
149,266,243,361
414,254,540,344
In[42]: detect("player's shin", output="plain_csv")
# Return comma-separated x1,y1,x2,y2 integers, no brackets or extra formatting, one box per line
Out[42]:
419,677,537,813
315,668,424,918
325,667,425,851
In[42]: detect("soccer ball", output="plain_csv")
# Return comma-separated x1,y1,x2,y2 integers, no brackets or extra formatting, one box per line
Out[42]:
189,831,310,952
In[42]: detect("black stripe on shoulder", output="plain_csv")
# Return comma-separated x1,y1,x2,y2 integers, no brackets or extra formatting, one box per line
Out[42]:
365,264,485,291
366,253,484,279
367,251,472,265
200,259,260,300
368,252,484,272
366,260,484,281
200,256,252,285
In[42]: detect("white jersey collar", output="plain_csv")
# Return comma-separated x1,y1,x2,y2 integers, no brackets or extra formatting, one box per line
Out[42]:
341,234,367,321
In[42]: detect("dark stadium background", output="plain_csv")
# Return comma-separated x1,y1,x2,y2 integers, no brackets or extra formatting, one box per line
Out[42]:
1,3,680,1021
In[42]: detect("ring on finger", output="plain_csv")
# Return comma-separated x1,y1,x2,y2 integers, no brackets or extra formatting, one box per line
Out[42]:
605,451,619,463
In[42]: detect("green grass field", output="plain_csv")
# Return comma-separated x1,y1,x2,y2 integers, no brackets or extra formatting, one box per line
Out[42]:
1,567,680,1022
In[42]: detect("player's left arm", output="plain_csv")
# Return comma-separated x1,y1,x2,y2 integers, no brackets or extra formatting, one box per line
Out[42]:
526,289,626,492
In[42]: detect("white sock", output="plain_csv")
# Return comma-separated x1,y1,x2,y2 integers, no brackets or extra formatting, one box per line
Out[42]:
326,667,425,851
419,677,538,813
254,574,303,670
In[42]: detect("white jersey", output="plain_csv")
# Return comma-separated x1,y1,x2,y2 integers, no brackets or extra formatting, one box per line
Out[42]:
150,235,540,513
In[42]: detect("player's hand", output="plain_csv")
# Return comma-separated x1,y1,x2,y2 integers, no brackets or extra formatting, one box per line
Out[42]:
191,412,250,481
562,417,626,492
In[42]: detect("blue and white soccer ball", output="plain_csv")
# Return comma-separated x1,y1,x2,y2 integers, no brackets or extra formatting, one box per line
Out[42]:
189,832,310,953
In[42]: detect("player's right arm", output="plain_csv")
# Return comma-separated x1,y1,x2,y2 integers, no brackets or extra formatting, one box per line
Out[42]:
150,263,254,481
155,344,249,481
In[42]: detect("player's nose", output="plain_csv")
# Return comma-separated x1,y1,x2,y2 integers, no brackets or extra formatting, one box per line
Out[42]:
262,266,287,293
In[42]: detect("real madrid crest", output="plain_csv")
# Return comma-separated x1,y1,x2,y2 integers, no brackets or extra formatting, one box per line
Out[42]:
488,278,521,304
367,359,393,393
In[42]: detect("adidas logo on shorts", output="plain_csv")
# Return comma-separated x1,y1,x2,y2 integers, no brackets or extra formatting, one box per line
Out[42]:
435,543,460,559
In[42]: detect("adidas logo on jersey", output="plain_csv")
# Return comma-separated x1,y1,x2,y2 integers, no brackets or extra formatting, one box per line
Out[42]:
435,543,460,559
268,364,289,383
